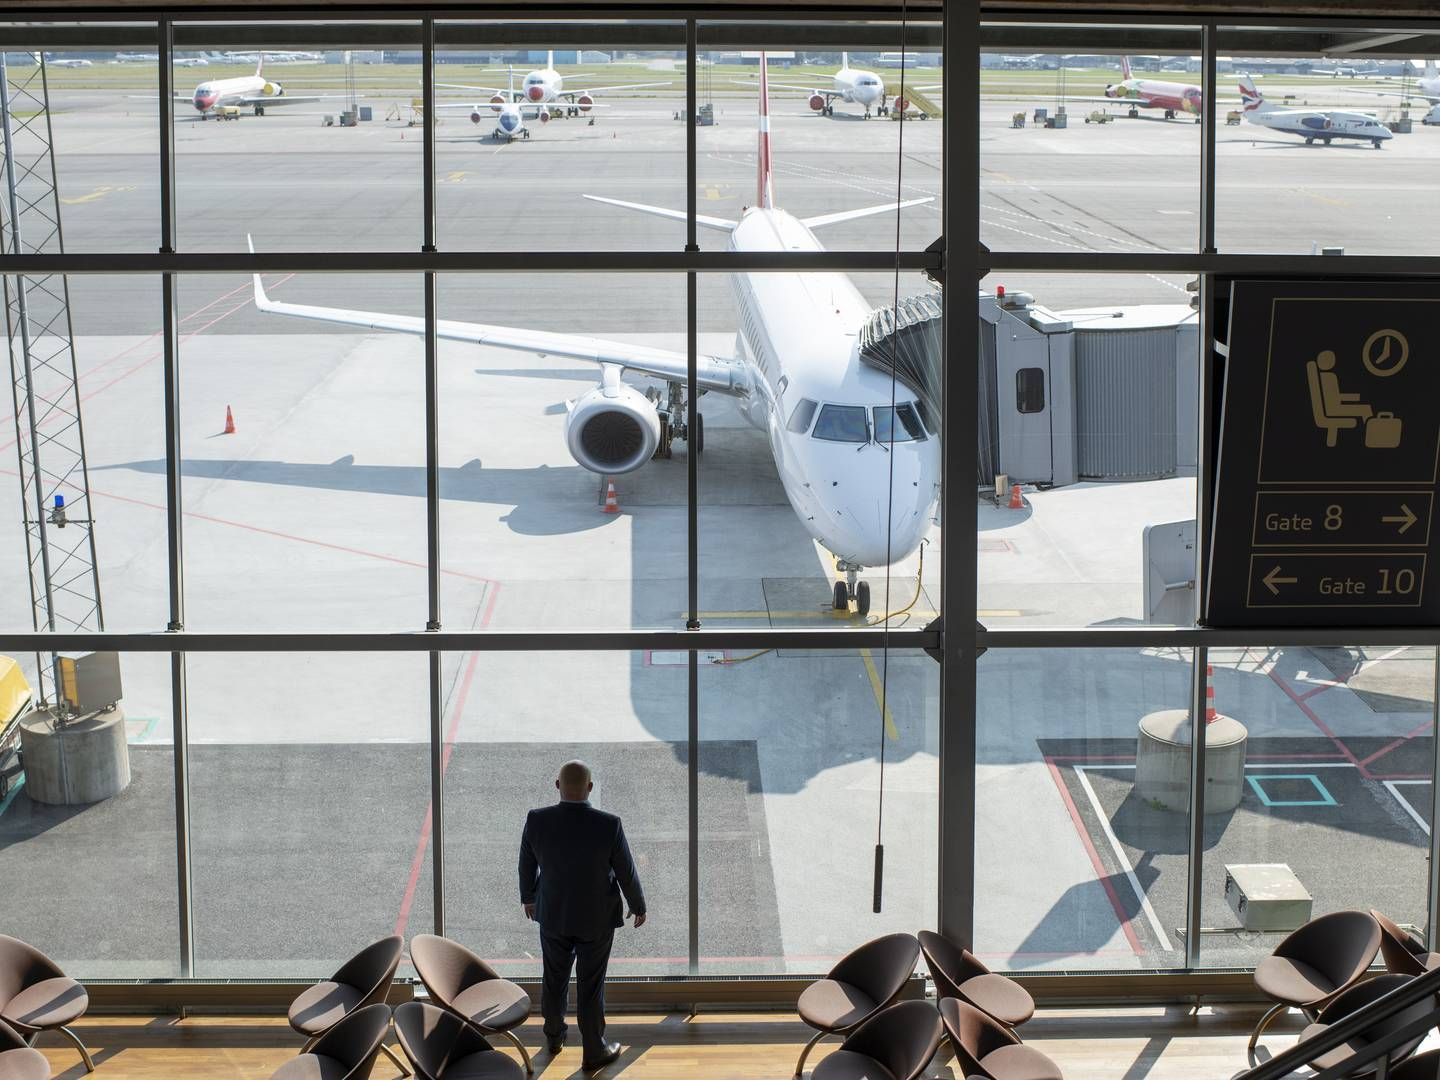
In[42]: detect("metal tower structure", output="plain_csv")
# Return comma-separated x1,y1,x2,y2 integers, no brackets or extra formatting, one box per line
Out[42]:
0,52,105,706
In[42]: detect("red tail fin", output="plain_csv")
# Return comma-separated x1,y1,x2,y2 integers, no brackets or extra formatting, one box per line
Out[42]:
757,52,774,209
1120,55,1131,81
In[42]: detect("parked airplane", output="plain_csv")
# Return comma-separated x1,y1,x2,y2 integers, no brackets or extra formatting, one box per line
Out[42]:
760,52,900,118
440,50,670,119
1346,59,1440,105
1069,55,1203,120
115,52,159,63
436,68,549,141
174,56,209,68
46,57,93,68
249,54,937,616
1239,74,1392,147
1311,61,1382,78
182,55,322,116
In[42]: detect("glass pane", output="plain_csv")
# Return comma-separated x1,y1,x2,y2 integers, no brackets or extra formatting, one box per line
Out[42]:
977,274,1201,627
699,646,938,973
1216,31,1438,255
980,29,1201,254
188,652,428,978
178,273,427,630
435,24,686,251
975,647,1194,971
0,651,178,977
1199,645,1435,968
171,23,423,251
442,651,686,977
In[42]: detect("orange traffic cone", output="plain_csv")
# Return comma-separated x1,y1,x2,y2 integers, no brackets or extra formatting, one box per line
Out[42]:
601,480,620,514
223,405,236,435
1008,483,1023,510
1206,663,1218,723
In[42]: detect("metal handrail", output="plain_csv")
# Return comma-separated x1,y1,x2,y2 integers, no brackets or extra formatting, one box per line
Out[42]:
1238,965,1440,1080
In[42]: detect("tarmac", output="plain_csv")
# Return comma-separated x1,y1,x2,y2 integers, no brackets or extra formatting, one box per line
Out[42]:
0,74,1435,978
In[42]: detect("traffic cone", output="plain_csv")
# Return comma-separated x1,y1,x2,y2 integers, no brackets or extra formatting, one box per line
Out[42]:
601,479,620,514
1008,483,1023,510
1206,663,1218,723
223,405,235,435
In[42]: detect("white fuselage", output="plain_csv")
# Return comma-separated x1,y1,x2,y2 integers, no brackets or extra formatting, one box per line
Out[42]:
1245,103,1392,144
192,74,271,112
725,208,939,568
833,65,885,107
521,66,564,103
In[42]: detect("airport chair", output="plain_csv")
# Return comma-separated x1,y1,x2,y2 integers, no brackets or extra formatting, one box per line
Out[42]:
289,934,409,1075
270,1002,392,1080
939,998,1063,1080
810,1000,943,1080
793,932,921,1077
1393,1049,1440,1078
0,1019,49,1080
408,936,533,1075
918,930,1035,1029
392,1001,525,1080
1297,973,1430,1078
1372,910,1440,977
1249,910,1382,1051
0,934,94,1072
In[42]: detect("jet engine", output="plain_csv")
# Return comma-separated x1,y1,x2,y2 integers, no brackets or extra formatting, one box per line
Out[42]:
538,108,551,123
577,93,595,112
808,93,826,111
489,94,505,114
893,96,909,113
262,81,283,97
564,382,661,475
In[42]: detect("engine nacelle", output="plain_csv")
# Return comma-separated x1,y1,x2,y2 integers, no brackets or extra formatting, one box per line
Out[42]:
577,93,595,112
262,81,283,97
489,94,505,114
471,110,484,124
893,96,909,114
808,92,826,111
538,108,551,124
564,383,661,475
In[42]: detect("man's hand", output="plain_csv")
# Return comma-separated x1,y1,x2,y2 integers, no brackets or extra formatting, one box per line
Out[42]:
523,903,536,921
630,911,646,928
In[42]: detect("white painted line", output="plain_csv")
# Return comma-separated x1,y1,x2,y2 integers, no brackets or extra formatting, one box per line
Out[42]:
1385,780,1432,837
1074,765,1174,953
1245,762,1355,769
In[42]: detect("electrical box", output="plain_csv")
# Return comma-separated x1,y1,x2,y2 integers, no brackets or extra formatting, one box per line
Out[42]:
55,651,122,715
1225,864,1312,932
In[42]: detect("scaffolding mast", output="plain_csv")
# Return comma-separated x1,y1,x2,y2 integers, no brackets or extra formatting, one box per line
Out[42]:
0,51,105,706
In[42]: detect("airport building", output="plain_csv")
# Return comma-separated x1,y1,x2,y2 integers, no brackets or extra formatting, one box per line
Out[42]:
2,0,1440,1076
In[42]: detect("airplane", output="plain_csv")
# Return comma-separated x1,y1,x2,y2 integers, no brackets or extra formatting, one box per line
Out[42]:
1067,55,1203,121
174,56,209,68
435,67,584,141
1345,60,1440,105
758,52,902,118
181,54,323,117
247,53,938,617
46,57,93,69
440,50,670,119
1311,60,1382,78
115,52,159,64
1238,74,1392,148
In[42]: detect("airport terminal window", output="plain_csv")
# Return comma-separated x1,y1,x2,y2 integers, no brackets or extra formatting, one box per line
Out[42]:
1015,368,1045,414
813,404,870,443
787,397,819,434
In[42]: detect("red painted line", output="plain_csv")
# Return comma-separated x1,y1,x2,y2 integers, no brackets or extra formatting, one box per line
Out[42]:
1295,646,1413,702
1043,756,1143,957
1357,718,1435,771
1266,667,1367,775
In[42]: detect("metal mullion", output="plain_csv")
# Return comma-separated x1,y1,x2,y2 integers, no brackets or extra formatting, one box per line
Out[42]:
1184,646,1208,969
1429,652,1440,949
1200,22,1217,256
978,627,1440,648
422,18,436,254
986,252,1440,275
685,16,700,979
158,17,175,254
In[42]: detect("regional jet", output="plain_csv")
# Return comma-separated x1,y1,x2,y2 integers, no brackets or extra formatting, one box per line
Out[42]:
1068,55,1203,120
249,54,938,615
182,54,323,117
757,53,928,118
1239,74,1392,147
439,50,670,120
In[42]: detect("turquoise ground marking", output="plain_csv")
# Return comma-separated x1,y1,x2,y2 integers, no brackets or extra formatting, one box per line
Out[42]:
0,775,24,820
1247,772,1337,808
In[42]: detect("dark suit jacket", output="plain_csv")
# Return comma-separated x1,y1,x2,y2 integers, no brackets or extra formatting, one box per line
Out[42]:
518,800,646,939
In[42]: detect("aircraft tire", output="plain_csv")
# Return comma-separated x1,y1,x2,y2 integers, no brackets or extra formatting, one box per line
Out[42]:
855,581,871,619
833,581,849,611
255,105,264,116
1323,137,1332,145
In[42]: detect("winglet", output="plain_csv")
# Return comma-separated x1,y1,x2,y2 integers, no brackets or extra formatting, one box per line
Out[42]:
247,234,273,311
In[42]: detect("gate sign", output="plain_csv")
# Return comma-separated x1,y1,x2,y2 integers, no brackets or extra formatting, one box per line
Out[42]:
1206,280,1440,626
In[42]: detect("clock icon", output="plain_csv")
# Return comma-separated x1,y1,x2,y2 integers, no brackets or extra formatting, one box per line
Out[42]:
1363,328,1409,377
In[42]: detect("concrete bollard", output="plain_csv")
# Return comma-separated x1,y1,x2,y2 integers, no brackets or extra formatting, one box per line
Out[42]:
19,704,131,805
1135,708,1247,814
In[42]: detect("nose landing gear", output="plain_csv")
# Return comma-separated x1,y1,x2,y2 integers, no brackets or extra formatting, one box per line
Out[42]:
831,564,871,618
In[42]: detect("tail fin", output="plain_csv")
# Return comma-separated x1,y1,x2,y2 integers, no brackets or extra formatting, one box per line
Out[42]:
1427,59,1438,80
1121,55,1131,80
757,52,774,208
256,52,264,77
547,49,554,71
1238,73,1266,111
842,51,849,70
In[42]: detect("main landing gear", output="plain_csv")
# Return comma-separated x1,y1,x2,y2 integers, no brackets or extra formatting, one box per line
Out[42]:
832,563,871,618
650,381,704,459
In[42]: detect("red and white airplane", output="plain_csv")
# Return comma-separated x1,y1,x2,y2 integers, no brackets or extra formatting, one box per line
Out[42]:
440,50,671,120
181,54,323,117
1071,56,1204,121
249,54,936,615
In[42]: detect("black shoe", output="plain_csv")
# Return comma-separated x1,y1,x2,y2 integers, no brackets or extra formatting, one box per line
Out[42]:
581,1042,622,1070
546,1036,565,1054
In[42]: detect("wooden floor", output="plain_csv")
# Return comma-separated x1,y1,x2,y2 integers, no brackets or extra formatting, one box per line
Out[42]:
31,1004,1309,1078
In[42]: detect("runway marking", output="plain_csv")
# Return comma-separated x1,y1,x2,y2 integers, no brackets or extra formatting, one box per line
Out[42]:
1072,764,1173,952
1384,780,1431,836
60,184,136,205
440,171,467,183
859,648,900,742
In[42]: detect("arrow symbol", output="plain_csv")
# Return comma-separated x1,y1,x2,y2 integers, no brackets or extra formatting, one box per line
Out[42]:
1382,503,1418,535
1263,565,1298,596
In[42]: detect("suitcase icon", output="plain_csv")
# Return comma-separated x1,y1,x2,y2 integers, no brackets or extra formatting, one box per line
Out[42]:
1365,412,1403,449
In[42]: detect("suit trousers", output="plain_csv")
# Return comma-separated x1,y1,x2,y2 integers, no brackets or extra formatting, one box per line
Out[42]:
539,926,615,1059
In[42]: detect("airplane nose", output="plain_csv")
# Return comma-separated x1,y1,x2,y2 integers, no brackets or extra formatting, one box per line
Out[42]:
499,112,519,131
526,84,545,102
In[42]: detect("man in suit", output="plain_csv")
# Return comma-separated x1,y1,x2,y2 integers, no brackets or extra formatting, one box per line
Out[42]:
519,760,646,1070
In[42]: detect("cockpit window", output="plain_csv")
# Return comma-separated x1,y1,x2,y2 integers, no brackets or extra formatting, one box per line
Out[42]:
912,398,935,435
873,403,926,443
813,404,870,443
786,398,819,434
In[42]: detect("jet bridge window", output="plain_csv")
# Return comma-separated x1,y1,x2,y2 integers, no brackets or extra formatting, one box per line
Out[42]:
873,403,927,443
787,397,819,434
813,404,870,443
1016,368,1046,415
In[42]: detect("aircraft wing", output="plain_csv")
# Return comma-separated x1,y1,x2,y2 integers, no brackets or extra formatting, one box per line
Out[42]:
247,240,747,396
732,79,829,94
567,81,673,94
233,95,326,107
438,81,506,94
1343,87,1440,105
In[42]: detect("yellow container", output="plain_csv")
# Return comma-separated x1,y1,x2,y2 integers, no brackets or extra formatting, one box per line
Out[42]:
0,655,33,727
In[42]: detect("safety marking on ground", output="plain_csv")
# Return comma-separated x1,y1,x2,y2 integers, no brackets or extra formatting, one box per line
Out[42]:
125,714,162,743
0,776,24,820
859,649,900,742
1246,773,1337,808
1073,764,1173,952
1385,779,1432,836
439,171,468,183
60,184,136,205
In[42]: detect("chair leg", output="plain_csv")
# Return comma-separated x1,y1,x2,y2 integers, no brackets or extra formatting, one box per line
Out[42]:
56,1025,96,1073
380,1041,411,1077
301,1035,319,1053
494,1027,533,1075
794,1030,829,1078
1248,1003,1288,1052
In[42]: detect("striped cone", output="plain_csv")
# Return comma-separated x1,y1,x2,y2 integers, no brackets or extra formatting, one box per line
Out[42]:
1206,663,1217,723
1008,483,1024,510
601,480,620,514
223,405,236,435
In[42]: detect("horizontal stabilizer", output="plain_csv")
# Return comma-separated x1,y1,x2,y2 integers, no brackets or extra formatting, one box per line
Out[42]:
799,197,933,229
581,194,736,232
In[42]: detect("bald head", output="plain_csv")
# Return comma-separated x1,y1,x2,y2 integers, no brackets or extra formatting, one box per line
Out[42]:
556,760,593,802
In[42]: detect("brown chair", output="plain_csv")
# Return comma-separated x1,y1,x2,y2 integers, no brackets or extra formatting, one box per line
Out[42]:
290,935,408,1075
409,935,532,1075
270,1002,392,1080
0,1019,49,1080
810,1000,943,1080
1393,1049,1440,1078
0,934,93,1072
1372,911,1440,977
1297,973,1431,1078
1249,910,1382,1050
793,933,921,1077
940,998,1063,1080
919,930,1034,1028
393,1001,525,1080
